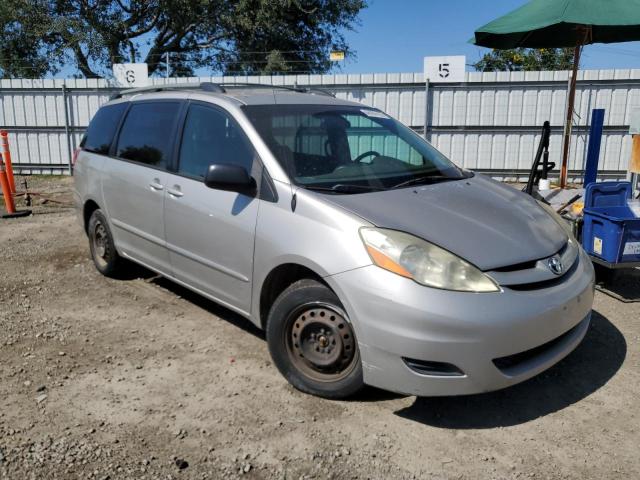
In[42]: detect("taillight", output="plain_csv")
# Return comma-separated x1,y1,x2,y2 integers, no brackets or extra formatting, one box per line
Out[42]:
72,148,81,166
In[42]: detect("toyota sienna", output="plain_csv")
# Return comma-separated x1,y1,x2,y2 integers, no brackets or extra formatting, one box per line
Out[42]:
73,83,595,399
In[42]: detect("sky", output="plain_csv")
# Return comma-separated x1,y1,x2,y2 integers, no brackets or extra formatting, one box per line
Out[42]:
339,0,640,73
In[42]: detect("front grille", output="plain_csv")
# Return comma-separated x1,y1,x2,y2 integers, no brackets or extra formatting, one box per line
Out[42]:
505,257,578,291
488,240,579,292
493,242,569,273
492,321,582,373
491,259,538,272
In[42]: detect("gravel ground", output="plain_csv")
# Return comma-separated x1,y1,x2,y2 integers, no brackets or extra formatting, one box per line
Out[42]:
1,175,639,480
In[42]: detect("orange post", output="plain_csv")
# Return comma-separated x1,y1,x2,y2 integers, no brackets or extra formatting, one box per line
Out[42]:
0,160,16,215
0,130,16,194
630,134,640,174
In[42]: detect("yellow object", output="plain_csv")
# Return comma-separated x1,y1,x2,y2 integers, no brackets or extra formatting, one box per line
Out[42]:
329,51,345,61
571,200,584,216
631,134,640,174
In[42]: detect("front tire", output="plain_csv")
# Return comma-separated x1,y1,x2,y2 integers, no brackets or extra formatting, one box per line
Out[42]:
88,209,124,277
266,279,364,399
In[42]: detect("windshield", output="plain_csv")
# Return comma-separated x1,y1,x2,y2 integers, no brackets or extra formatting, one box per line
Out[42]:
242,104,470,193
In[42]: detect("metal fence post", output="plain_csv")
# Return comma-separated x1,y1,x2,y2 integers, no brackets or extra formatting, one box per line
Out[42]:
424,78,430,140
62,84,73,175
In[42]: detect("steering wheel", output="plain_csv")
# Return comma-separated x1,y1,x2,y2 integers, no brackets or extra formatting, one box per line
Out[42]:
354,150,380,163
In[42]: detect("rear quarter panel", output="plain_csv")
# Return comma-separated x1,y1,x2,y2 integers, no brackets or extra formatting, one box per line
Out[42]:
73,151,107,232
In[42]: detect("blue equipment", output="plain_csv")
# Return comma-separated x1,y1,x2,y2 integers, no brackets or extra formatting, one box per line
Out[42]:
582,181,640,268
583,109,605,187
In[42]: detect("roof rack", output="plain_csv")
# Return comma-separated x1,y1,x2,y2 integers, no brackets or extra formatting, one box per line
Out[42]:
304,87,336,98
110,81,224,99
220,82,335,97
109,81,335,100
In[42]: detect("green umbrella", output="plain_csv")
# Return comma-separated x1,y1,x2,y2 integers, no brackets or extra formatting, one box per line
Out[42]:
473,0,640,188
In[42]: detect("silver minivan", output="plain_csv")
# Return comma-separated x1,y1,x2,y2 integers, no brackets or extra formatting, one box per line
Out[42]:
74,83,595,399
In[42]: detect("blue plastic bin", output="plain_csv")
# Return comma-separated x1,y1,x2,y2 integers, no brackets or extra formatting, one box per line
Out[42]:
582,181,640,263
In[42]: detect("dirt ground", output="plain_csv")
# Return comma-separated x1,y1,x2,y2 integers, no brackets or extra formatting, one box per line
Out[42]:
1,175,639,480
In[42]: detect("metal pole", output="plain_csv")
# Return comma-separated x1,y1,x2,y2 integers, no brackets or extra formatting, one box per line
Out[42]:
541,121,550,180
62,84,73,175
560,45,582,189
424,78,430,140
165,52,170,79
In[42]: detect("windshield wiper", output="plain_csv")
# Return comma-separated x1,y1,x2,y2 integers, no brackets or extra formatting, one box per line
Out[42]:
302,183,385,194
389,175,456,190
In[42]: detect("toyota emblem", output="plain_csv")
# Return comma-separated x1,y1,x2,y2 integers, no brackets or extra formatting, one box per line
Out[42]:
548,256,563,275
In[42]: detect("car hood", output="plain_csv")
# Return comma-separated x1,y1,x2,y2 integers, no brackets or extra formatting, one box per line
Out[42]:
317,174,567,271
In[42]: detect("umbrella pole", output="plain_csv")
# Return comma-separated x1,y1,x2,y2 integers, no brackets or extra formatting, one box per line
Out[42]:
560,45,582,189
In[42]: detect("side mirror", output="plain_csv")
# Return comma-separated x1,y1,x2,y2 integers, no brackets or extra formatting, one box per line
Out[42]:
204,163,256,195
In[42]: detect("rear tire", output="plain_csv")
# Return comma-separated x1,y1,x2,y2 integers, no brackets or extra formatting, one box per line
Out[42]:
88,209,124,278
266,279,364,399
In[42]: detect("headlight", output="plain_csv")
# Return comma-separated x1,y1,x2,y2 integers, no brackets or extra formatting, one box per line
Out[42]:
536,200,577,243
359,227,500,292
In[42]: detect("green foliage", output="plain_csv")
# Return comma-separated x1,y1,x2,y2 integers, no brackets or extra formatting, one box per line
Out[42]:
0,0,57,77
0,0,366,78
473,48,575,72
262,50,291,74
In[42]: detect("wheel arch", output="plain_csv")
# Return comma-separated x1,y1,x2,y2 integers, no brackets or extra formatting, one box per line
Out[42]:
258,262,327,330
82,198,101,234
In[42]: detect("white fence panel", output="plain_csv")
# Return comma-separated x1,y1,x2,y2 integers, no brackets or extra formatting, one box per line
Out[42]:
0,69,638,178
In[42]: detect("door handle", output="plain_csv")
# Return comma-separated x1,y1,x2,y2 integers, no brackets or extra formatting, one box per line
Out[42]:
149,179,164,191
167,185,184,198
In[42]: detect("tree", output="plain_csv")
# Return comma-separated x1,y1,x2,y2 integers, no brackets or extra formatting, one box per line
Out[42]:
0,0,366,78
473,48,575,72
0,1,55,77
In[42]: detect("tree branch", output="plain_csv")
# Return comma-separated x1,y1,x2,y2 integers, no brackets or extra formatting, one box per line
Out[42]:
70,43,99,78
194,34,226,49
115,0,132,14
128,41,137,62
123,6,161,38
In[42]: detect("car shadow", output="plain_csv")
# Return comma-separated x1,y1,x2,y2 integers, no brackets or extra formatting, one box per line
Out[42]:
595,267,640,303
394,310,626,429
117,265,625,418
351,386,407,402
153,276,266,340
119,263,265,340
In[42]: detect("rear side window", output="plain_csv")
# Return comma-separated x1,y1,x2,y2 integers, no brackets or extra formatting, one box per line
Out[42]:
81,103,127,155
178,104,255,179
116,102,181,168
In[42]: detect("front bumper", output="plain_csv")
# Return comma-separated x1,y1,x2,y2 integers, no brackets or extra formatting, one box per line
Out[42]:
327,249,595,397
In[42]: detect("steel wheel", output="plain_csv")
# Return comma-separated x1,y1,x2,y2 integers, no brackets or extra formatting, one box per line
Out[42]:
267,279,364,398
87,209,126,278
91,220,110,269
286,304,358,383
